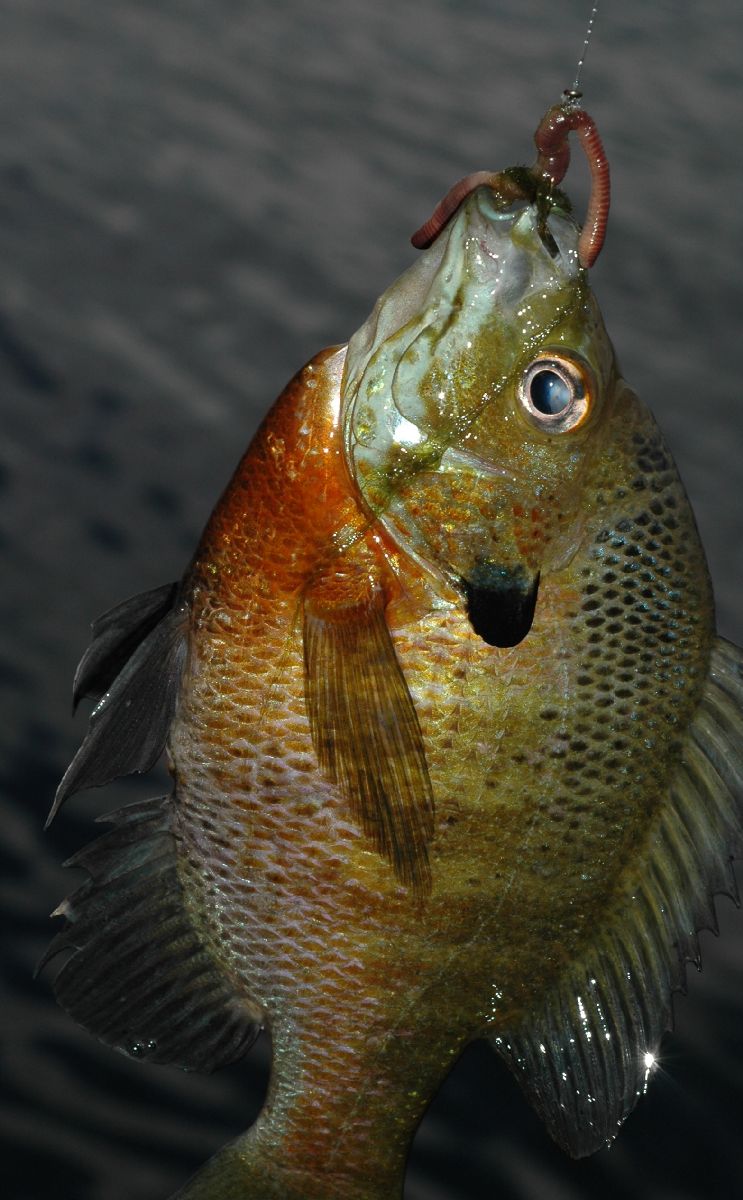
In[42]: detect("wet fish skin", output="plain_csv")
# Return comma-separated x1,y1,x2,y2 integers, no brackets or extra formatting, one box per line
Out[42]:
45,163,743,1198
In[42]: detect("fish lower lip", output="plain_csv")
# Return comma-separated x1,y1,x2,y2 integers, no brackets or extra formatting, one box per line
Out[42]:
462,562,540,647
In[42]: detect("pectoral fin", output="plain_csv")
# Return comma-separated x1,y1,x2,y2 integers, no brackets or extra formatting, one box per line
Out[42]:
303,581,434,893
492,636,743,1156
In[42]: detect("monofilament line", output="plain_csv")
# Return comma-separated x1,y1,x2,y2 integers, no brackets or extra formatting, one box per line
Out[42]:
572,2,600,94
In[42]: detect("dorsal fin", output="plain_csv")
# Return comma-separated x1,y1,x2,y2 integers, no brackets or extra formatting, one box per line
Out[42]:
39,797,261,1070
47,584,188,827
492,636,743,1156
72,581,179,707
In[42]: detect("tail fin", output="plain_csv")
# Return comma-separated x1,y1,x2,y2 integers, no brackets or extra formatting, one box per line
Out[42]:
168,1132,330,1200
170,1138,255,1200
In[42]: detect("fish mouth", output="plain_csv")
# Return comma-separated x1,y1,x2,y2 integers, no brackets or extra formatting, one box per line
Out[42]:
461,561,540,647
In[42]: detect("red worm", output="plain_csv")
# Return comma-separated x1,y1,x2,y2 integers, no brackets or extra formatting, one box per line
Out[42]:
410,171,500,249
410,95,610,269
532,98,610,268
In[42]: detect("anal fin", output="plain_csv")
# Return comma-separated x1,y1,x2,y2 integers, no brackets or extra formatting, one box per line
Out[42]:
39,796,261,1072
492,635,743,1157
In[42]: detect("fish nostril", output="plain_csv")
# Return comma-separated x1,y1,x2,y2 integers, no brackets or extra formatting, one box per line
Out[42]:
461,562,540,647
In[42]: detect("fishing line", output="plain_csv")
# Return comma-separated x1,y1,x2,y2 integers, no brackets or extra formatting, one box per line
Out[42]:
570,1,600,97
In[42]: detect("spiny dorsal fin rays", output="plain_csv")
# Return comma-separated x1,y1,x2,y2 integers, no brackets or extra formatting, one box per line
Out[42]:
47,587,188,828
72,581,179,709
303,577,434,894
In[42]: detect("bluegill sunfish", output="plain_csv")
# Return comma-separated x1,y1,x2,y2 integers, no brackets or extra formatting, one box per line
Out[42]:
44,96,743,1199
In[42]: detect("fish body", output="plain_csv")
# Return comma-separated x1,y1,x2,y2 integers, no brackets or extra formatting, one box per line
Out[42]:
46,108,743,1200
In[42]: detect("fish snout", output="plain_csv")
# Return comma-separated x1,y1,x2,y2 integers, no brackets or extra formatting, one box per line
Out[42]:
461,560,540,647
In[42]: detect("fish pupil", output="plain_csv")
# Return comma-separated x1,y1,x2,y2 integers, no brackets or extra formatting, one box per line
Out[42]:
529,368,571,415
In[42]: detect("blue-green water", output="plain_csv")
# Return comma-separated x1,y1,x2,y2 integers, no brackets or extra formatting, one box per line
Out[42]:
3,2,743,1197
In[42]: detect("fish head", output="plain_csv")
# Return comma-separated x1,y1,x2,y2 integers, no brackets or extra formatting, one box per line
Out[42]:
341,182,619,645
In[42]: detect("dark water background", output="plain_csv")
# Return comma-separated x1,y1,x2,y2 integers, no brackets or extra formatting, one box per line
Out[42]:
3,1,743,1197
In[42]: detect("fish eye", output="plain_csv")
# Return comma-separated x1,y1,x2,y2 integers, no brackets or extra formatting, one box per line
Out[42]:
518,353,594,433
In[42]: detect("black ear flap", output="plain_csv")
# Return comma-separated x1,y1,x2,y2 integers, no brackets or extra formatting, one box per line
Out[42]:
462,563,540,647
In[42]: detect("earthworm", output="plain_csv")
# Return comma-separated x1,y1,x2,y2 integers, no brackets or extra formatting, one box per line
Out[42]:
410,93,610,269
410,171,499,250
532,94,610,268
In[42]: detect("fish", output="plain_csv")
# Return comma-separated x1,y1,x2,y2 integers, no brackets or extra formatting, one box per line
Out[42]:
42,90,743,1199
